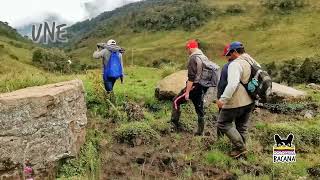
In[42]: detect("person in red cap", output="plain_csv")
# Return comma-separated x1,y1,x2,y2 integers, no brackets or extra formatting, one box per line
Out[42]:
170,39,211,136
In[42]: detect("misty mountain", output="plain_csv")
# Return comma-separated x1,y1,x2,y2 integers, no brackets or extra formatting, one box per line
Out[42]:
58,0,213,48
0,21,26,41
16,14,71,38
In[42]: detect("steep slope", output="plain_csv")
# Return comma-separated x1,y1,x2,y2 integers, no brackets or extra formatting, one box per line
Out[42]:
0,21,28,42
0,22,71,93
64,0,320,67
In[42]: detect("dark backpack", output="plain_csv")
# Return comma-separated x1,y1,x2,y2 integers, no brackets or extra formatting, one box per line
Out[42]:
241,59,272,103
104,51,123,78
194,55,220,87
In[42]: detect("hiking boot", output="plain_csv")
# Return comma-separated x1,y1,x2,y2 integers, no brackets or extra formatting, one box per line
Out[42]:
170,122,183,132
229,148,248,159
170,110,182,132
194,117,204,136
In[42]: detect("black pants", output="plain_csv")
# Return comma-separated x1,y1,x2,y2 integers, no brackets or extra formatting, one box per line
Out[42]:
103,76,117,92
217,103,255,149
171,84,208,124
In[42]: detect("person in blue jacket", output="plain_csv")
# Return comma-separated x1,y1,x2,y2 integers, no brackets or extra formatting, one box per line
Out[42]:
93,39,125,92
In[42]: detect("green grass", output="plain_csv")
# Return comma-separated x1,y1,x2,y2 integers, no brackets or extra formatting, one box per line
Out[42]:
256,118,320,152
206,150,234,169
57,128,103,179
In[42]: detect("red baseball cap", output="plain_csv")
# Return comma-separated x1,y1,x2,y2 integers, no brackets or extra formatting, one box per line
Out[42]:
186,39,199,49
222,44,231,56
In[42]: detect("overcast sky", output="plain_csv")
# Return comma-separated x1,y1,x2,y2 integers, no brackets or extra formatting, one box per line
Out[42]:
0,0,141,28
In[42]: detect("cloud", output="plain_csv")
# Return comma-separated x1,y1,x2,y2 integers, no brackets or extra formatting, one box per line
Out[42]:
16,13,71,37
82,0,141,19
1,0,142,31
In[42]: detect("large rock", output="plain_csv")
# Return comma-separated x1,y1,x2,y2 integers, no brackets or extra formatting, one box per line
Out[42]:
271,82,307,100
155,71,307,103
0,80,87,179
155,70,188,100
155,70,217,106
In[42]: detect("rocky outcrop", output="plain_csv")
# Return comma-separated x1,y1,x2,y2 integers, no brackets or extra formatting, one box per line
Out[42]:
0,80,87,179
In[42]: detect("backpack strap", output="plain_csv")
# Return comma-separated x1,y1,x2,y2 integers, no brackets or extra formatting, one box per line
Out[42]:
190,54,205,73
240,57,256,67
230,58,252,87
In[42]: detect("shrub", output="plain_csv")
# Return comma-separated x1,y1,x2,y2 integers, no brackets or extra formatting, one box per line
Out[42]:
131,0,213,31
262,61,280,82
263,56,320,84
32,48,72,73
114,121,160,146
225,4,245,14
300,56,320,83
261,0,306,11
149,118,171,135
9,54,19,60
151,58,172,68
124,101,145,121
32,48,89,73
279,59,302,85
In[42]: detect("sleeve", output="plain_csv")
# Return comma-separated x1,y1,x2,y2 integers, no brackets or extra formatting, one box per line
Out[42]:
219,62,243,103
195,57,203,82
187,56,198,82
93,49,107,59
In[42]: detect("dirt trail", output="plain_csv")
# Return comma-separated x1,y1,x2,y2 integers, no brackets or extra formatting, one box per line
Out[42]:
98,120,237,180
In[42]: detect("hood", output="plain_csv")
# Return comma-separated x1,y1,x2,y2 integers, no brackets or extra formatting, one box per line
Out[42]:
189,48,204,57
240,53,253,60
105,44,122,52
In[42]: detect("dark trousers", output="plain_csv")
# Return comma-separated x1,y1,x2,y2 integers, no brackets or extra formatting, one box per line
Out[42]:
103,76,117,92
171,84,208,126
217,103,255,150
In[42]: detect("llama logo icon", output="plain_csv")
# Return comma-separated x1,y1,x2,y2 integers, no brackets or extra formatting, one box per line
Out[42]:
273,133,296,163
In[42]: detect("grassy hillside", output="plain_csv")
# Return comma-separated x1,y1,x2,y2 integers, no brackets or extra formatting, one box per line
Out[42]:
0,21,29,42
0,25,73,93
65,0,320,68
